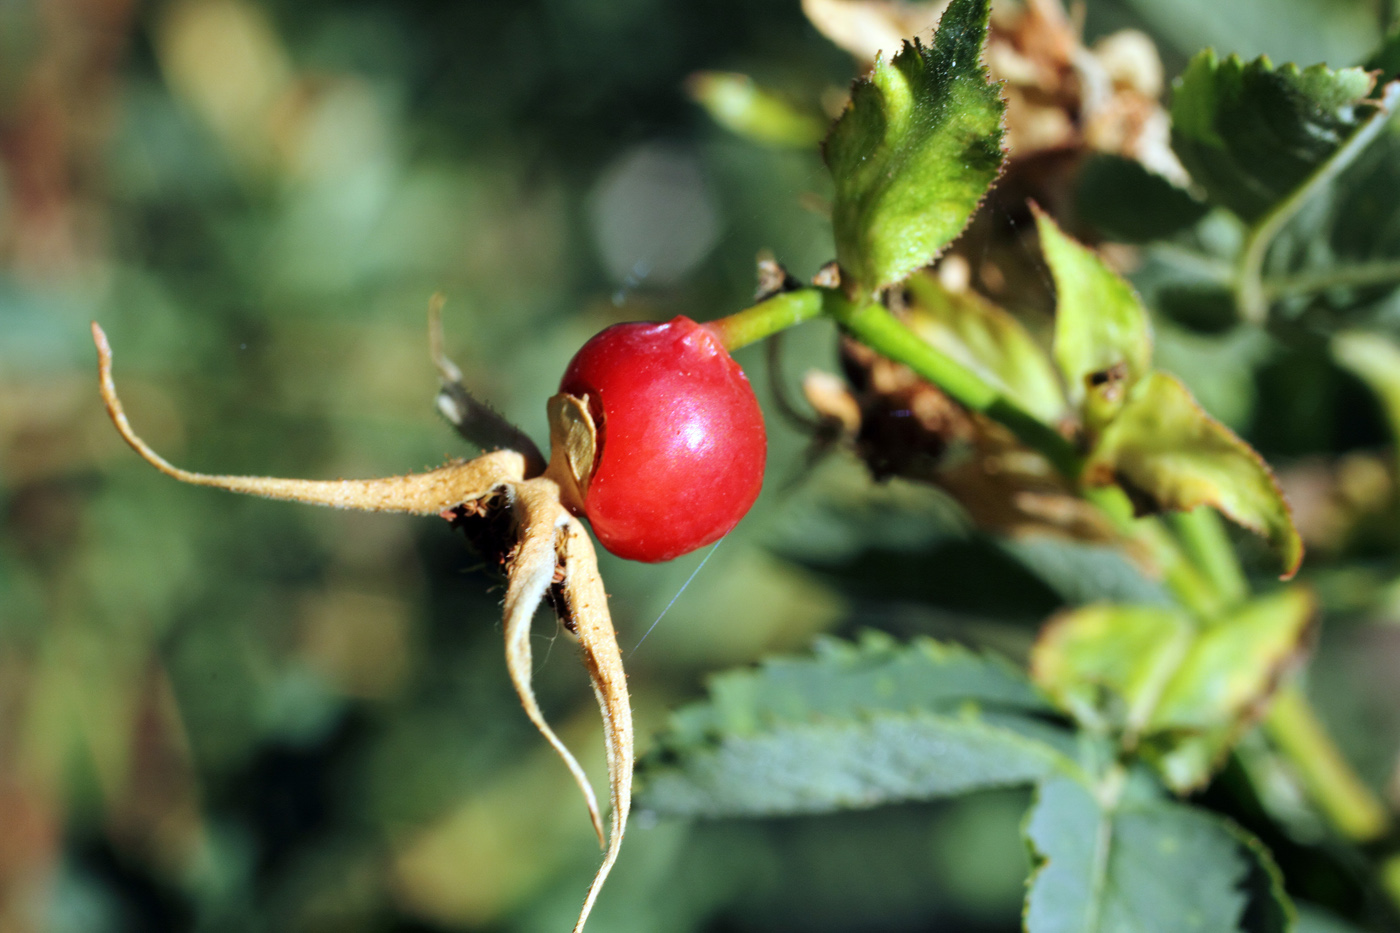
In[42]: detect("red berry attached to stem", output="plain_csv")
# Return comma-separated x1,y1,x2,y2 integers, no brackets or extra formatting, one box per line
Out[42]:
546,315,766,562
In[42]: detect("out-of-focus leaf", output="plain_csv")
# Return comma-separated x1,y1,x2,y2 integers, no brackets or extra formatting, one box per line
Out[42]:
1032,605,1195,735
1085,372,1303,578
1037,208,1152,430
1153,588,1315,727
903,271,1065,422
1333,331,1400,453
1075,154,1209,244
823,0,1004,297
1024,776,1292,933
686,72,828,148
1170,51,1376,222
634,633,1077,817
1031,590,1315,790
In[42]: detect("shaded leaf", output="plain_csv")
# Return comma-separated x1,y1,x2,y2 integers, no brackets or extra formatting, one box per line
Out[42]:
1084,371,1303,578
1024,776,1292,933
1333,331,1400,456
1075,154,1209,244
1170,50,1376,222
823,0,1004,296
635,633,1078,818
903,270,1066,422
1038,208,1153,430
686,72,828,148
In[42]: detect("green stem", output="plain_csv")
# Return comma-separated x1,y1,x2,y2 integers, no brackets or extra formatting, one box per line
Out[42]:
1263,258,1400,301
1167,507,1248,610
1264,685,1391,843
705,288,825,351
1235,83,1400,324
823,295,1085,479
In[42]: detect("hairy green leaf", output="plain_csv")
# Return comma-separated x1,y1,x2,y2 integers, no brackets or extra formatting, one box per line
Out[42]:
634,633,1077,818
903,271,1066,422
823,0,1004,297
1085,372,1303,578
1038,208,1153,430
1170,50,1377,222
687,72,828,148
1024,777,1293,933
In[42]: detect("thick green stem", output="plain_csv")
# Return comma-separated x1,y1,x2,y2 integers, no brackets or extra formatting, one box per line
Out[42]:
1264,685,1391,843
705,288,825,351
1167,507,1248,610
1235,83,1400,324
1263,258,1400,301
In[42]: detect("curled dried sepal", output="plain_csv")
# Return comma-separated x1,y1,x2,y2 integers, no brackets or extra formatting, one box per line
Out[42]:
94,321,633,933
546,392,598,515
94,322,529,511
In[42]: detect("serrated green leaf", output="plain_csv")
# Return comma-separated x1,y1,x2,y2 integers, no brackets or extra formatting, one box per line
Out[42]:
634,633,1078,818
1031,590,1315,791
823,0,1004,297
1037,208,1153,430
902,271,1066,422
1171,50,1377,222
1084,371,1303,578
1024,777,1293,933
686,72,828,148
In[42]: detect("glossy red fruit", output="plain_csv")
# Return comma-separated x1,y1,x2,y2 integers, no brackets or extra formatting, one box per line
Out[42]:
558,315,766,562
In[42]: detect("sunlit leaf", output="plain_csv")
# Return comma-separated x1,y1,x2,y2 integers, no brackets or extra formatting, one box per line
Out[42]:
1153,588,1315,728
1024,776,1292,933
1037,208,1153,430
823,0,1004,296
1031,605,1195,735
686,72,828,148
1084,371,1303,578
1170,50,1376,222
903,270,1066,422
1032,590,1315,789
634,633,1078,817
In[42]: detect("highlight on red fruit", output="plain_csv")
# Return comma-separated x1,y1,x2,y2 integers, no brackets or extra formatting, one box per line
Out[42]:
552,315,766,562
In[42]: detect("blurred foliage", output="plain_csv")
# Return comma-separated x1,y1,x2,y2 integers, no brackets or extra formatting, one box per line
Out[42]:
4,0,1400,931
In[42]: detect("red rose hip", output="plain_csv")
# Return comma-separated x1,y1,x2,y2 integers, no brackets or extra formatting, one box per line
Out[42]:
553,315,766,562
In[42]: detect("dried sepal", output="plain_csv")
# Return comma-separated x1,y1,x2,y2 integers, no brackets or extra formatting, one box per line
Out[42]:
552,504,633,933
94,322,527,511
94,321,634,933
429,294,548,474
546,392,598,515
503,478,606,848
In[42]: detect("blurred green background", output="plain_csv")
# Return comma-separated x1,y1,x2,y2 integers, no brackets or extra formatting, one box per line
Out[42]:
1,0,1397,931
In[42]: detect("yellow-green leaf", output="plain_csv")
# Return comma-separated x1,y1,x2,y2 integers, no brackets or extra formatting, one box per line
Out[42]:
1085,372,1302,578
1037,207,1153,431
